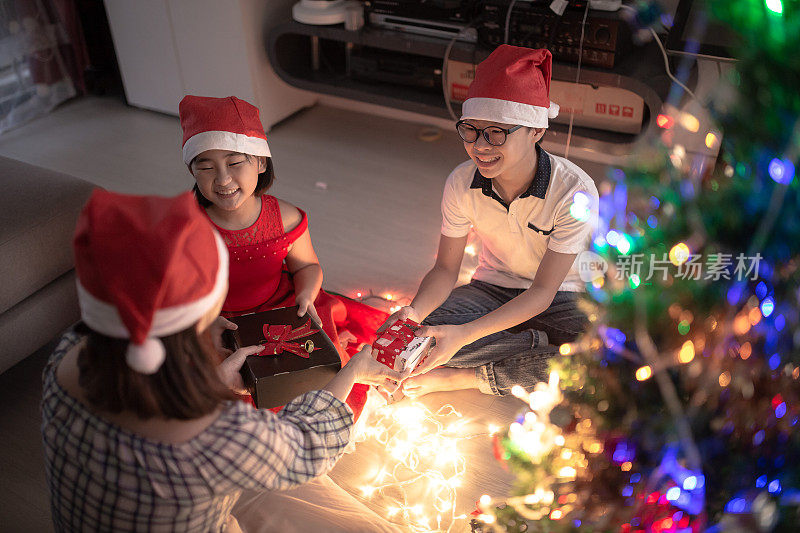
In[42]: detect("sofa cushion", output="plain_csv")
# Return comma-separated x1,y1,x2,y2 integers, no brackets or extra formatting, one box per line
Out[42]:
0,157,95,314
0,271,80,374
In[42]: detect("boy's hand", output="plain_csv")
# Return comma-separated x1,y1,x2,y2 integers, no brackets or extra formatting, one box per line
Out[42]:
296,295,322,326
210,316,238,356
377,305,420,334
345,344,407,393
408,324,470,376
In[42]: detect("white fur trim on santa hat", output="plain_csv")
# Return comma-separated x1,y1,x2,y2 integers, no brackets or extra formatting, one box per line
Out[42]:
182,130,271,165
77,231,229,374
460,97,560,129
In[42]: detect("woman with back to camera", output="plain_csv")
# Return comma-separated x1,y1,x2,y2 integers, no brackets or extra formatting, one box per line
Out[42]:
41,190,403,532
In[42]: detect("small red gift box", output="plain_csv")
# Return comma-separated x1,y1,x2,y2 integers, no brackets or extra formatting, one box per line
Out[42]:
373,319,432,372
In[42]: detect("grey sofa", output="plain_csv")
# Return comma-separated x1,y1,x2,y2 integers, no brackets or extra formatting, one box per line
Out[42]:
0,156,95,374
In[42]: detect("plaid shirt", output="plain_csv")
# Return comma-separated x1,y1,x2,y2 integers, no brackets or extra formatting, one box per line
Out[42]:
41,331,353,532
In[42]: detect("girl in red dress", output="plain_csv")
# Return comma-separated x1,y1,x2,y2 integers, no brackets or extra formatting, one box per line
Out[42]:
178,95,385,416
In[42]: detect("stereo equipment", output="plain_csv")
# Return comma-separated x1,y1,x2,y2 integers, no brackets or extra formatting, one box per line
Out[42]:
364,0,473,24
365,0,477,41
350,47,444,91
367,13,478,42
476,1,630,68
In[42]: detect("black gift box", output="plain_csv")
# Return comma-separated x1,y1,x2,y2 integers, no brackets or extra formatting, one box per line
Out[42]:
224,306,341,409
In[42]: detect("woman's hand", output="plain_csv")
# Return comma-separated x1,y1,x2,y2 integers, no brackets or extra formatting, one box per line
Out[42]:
296,293,322,326
210,316,238,356
344,345,406,393
376,305,420,334
217,345,264,394
409,324,471,376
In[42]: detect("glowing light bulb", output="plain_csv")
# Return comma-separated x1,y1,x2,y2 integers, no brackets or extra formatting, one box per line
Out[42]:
636,365,652,381
511,385,528,399
570,202,590,221
559,343,572,355
761,297,775,317
705,132,718,149
570,191,591,221
733,313,751,335
480,494,492,506
768,158,795,184
558,466,577,478
479,514,496,524
385,293,394,301
616,233,632,255
356,291,362,298
766,0,783,15
669,242,691,266
657,114,674,128
678,340,695,363
679,112,700,132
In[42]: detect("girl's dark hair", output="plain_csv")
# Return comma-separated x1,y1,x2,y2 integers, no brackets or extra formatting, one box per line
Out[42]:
192,155,275,208
75,322,238,420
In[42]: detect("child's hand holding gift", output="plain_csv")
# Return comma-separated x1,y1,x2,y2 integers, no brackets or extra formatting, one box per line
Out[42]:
407,324,469,376
296,291,322,326
217,344,267,395
344,345,407,393
377,305,420,334
210,316,239,357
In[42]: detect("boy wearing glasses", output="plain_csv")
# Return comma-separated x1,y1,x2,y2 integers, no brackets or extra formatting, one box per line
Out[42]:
380,45,598,398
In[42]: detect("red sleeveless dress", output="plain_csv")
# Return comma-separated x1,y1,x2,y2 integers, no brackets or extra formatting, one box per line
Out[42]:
208,195,384,418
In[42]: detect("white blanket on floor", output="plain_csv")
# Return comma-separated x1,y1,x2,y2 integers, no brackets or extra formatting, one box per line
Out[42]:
232,475,403,533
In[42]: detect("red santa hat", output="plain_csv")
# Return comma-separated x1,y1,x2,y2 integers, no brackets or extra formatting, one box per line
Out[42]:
73,190,229,374
461,45,559,129
179,95,271,165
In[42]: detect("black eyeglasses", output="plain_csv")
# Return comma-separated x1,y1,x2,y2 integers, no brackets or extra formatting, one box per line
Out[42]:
456,120,523,146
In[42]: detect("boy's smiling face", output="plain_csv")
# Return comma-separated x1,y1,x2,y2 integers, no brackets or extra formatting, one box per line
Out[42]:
461,119,544,180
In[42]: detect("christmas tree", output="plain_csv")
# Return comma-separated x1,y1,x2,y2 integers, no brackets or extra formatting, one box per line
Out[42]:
478,1,800,531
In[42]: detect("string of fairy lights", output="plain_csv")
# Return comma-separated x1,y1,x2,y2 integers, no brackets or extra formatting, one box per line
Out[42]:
352,401,497,532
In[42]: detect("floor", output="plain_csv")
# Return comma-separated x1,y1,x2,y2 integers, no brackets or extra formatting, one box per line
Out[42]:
0,96,605,532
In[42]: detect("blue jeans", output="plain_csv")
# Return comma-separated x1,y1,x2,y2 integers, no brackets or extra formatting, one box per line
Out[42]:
422,280,589,396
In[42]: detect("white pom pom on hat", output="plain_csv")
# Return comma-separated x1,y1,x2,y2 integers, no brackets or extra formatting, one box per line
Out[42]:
74,190,229,374
460,45,560,129
126,338,167,375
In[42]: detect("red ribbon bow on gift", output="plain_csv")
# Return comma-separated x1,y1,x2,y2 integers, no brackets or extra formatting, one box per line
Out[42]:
260,320,320,359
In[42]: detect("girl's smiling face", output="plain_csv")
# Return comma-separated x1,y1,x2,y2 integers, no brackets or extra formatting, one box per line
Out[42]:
191,150,265,211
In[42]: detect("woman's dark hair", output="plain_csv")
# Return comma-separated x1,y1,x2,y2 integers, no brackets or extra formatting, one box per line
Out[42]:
75,322,238,420
192,154,275,208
